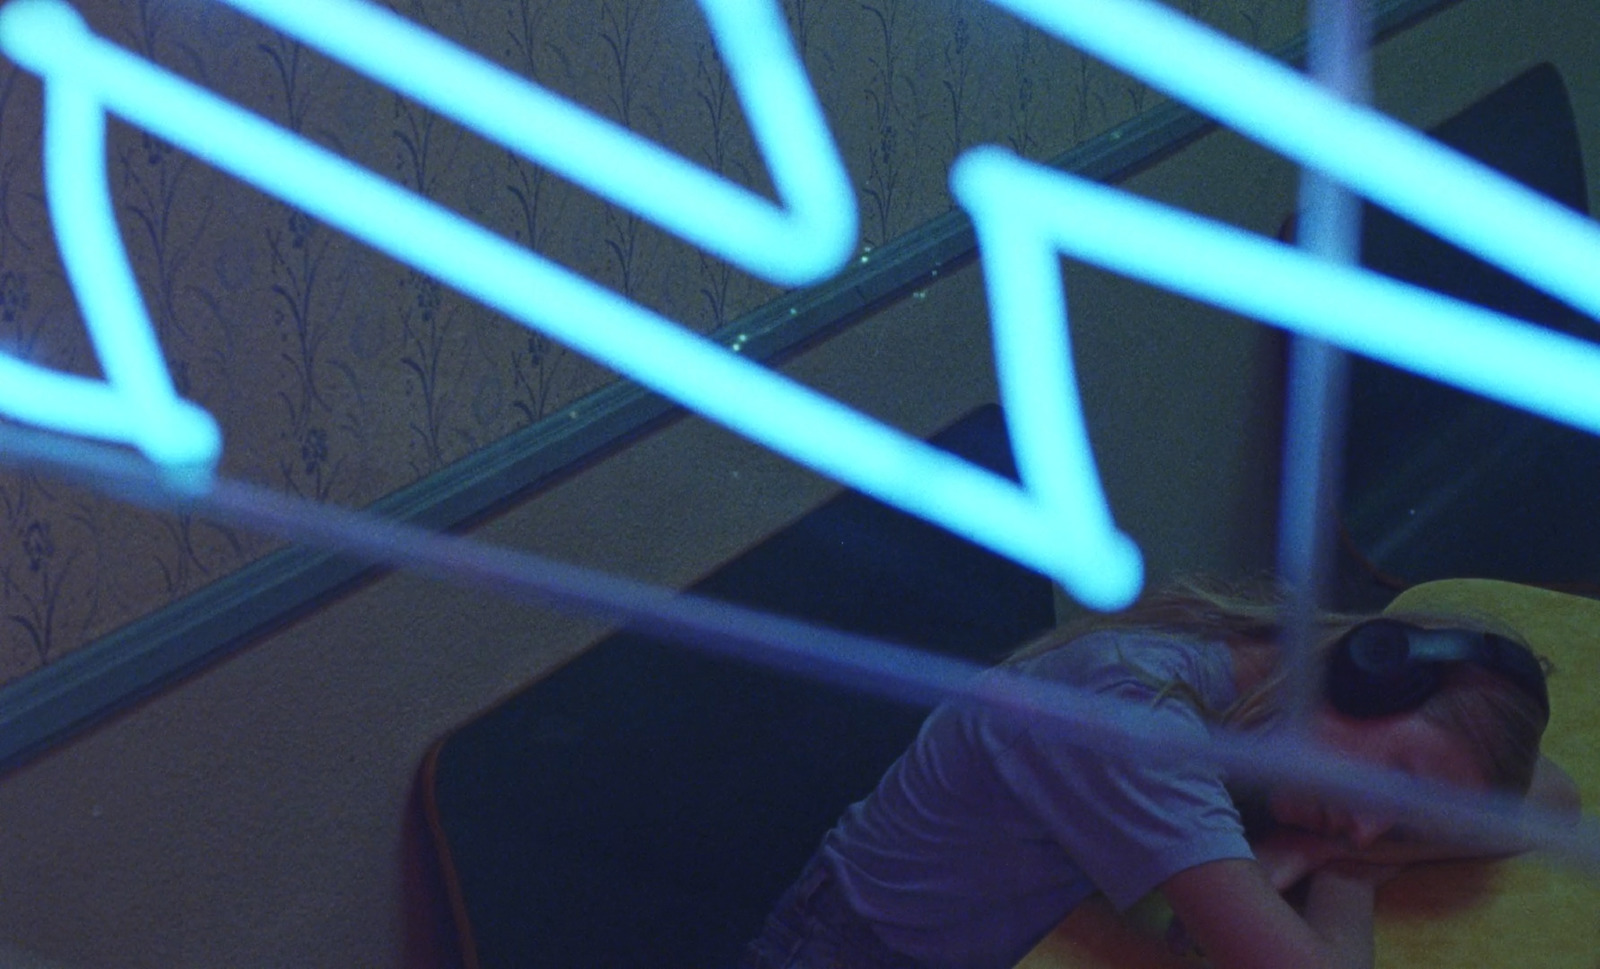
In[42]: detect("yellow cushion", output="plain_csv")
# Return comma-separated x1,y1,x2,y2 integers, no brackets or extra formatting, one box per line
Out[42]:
1019,579,1599,969
1372,580,1600,969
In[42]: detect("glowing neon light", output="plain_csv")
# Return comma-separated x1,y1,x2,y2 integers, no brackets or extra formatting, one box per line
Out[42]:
0,17,222,469
209,0,855,288
951,0,1600,608
1,0,1596,870
955,146,1600,439
0,0,1141,609
987,0,1600,320
0,0,855,463
4,0,1600,612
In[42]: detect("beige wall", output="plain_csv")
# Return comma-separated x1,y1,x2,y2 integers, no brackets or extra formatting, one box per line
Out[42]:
0,1,1596,967
0,0,1311,686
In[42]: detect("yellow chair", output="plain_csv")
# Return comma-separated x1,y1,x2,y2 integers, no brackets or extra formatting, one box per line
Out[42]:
1023,579,1600,969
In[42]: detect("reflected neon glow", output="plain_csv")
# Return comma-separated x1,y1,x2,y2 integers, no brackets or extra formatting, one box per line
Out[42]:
2,0,1600,612
954,148,1600,439
988,0,1600,322
0,0,1143,609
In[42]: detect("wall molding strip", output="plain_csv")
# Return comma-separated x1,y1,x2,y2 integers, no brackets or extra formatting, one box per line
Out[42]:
0,0,1462,774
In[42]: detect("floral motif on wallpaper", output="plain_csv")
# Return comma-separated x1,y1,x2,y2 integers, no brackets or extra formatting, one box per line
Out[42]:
0,0,1307,684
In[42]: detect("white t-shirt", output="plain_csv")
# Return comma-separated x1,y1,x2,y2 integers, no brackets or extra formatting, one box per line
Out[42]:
819,629,1254,969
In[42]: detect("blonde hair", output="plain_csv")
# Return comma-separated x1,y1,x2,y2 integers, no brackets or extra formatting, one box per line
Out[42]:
1009,574,1552,794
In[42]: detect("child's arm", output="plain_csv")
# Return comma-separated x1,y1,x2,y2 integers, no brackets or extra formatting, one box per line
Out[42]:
1163,858,1390,969
1256,755,1582,881
1298,863,1404,969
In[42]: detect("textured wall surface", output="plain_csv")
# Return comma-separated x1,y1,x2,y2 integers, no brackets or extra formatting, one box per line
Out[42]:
0,1,1595,968
0,0,1308,683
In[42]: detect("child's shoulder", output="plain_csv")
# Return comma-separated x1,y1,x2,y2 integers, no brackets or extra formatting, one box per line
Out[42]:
1014,628,1223,693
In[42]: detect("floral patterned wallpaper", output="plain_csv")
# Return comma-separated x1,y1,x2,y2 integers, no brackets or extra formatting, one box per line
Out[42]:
0,0,1306,685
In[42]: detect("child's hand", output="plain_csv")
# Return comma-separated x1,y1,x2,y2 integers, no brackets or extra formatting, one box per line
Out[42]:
1251,828,1348,893
1323,859,1408,888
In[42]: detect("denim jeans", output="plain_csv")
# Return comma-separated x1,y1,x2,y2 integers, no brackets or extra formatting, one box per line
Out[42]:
738,854,928,969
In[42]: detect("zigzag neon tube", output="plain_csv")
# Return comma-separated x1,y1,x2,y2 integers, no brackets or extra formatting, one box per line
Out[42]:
991,0,1600,322
14,66,221,468
5,0,1600,615
206,0,855,288
955,148,1600,440
0,0,1142,610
